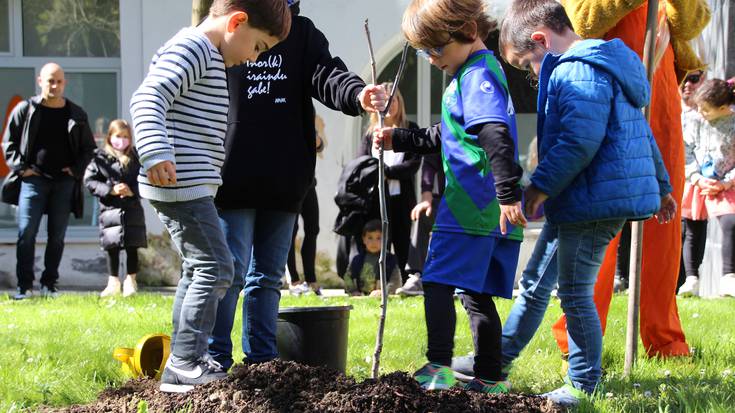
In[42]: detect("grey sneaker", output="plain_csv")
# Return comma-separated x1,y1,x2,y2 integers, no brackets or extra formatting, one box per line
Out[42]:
40,285,59,298
159,354,228,393
12,287,33,300
396,273,423,296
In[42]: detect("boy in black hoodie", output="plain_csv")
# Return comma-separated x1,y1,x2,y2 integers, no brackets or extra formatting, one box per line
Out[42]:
209,0,386,370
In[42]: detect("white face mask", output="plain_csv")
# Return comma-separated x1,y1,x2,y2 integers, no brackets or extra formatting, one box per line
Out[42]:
110,135,130,151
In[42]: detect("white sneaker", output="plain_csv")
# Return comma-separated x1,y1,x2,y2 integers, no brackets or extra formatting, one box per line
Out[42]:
100,277,122,297
289,282,310,296
678,276,700,297
720,274,735,297
40,285,59,299
122,276,138,297
613,276,627,293
396,273,423,296
12,287,33,300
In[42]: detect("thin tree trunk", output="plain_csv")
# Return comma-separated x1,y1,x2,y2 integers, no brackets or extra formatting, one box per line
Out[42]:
191,0,214,26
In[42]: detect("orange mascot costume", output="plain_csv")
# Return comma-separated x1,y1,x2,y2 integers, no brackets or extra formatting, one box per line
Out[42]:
552,0,711,357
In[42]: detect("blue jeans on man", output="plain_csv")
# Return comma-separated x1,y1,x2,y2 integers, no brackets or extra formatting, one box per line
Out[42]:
16,175,75,291
209,209,297,369
501,219,624,393
150,197,234,361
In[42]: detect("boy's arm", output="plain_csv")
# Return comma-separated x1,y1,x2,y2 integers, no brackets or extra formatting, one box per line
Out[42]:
392,123,442,154
531,65,613,198
306,19,365,116
130,41,205,173
467,122,523,205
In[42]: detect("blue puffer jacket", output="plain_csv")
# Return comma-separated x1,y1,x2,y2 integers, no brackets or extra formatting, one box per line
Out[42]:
532,39,672,224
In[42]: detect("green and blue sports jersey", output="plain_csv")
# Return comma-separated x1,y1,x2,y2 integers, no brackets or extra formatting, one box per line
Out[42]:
435,50,523,241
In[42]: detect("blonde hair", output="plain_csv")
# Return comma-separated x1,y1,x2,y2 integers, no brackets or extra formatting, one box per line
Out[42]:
368,83,408,132
402,0,496,50
105,119,133,168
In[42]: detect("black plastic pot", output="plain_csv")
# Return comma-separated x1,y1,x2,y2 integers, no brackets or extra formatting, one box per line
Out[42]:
276,305,353,373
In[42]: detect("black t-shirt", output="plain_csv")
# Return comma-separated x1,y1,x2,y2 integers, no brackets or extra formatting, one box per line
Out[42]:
215,15,365,212
29,104,73,177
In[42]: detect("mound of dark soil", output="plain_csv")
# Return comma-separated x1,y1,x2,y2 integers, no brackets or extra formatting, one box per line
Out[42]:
49,360,562,412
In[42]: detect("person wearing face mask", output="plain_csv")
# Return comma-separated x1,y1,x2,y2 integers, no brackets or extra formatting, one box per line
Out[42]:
84,120,147,297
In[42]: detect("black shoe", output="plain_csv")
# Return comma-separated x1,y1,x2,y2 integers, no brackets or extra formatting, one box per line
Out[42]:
159,354,228,393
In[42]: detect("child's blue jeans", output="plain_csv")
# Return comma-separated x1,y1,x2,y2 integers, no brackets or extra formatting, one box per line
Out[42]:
502,219,624,393
150,197,234,362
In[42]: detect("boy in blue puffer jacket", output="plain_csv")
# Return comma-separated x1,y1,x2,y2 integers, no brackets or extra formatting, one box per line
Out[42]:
496,0,677,406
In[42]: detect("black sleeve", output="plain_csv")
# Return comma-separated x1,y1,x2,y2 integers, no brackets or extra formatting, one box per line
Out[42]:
421,153,441,193
1,100,30,172
83,157,113,200
468,122,523,205
392,123,442,154
306,19,366,116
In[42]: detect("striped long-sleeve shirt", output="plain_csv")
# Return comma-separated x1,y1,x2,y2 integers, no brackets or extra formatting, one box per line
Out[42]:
130,28,228,202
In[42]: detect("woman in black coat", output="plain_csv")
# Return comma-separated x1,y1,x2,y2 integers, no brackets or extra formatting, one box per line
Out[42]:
84,120,147,297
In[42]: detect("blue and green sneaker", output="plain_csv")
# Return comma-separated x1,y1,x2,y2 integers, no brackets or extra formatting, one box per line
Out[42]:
464,377,511,394
413,362,457,390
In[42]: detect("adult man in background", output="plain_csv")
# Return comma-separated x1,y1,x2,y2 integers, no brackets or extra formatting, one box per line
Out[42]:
2,63,96,300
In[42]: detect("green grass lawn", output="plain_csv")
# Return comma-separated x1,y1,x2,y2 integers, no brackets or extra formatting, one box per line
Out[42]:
1,293,734,412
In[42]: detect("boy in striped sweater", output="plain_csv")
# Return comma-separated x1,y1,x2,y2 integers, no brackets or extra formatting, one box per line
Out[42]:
130,0,291,393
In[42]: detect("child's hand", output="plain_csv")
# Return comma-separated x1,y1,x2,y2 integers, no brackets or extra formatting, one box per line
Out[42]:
700,179,726,196
116,183,134,197
373,127,394,151
146,161,177,186
411,200,433,221
369,289,383,297
524,185,548,218
499,202,527,235
359,84,388,113
655,193,677,224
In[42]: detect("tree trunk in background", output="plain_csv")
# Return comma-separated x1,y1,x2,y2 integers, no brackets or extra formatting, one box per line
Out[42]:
191,0,214,26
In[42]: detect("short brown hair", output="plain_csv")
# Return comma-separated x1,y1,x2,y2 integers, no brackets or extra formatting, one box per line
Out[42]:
499,0,574,55
362,219,383,236
402,0,497,50
210,0,291,40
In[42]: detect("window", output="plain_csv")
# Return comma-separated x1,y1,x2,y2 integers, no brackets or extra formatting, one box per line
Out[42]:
22,0,120,57
0,0,121,232
64,72,118,142
0,0,9,53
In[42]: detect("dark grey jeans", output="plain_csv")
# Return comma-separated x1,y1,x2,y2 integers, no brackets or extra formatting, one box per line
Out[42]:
151,197,234,361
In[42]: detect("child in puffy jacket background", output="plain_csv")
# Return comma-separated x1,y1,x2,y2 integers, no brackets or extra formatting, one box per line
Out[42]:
84,119,147,297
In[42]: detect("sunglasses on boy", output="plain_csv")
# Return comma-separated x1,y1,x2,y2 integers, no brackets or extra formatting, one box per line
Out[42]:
416,46,445,60
415,36,455,61
685,72,703,84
